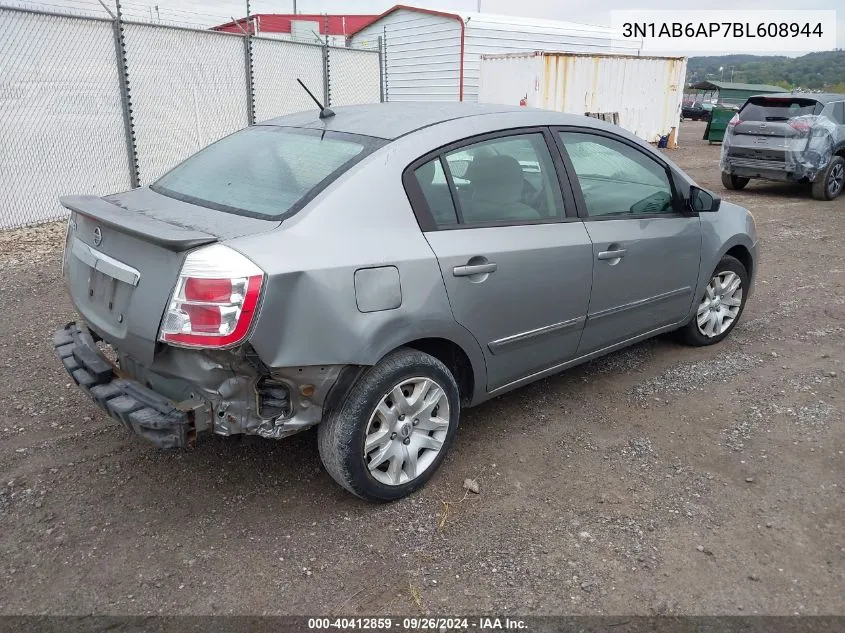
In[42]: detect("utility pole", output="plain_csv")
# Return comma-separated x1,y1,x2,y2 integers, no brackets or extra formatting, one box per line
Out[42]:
477,0,481,11
293,0,297,14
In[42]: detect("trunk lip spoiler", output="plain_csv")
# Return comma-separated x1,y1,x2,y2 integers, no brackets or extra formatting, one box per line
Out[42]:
59,194,217,251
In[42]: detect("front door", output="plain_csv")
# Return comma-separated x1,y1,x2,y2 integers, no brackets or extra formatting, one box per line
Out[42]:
555,129,703,355
406,130,593,391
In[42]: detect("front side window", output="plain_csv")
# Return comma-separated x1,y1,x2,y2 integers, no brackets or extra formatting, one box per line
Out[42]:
152,126,383,219
559,132,676,217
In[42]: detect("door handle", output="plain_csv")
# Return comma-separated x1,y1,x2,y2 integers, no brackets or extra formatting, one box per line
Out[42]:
453,262,497,277
597,249,627,260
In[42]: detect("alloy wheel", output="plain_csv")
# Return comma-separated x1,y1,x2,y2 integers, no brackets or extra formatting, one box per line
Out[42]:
827,162,844,198
696,270,743,338
363,377,450,486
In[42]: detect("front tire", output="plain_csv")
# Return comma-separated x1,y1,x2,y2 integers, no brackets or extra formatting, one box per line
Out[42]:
721,172,749,191
318,348,460,502
679,255,749,347
811,155,845,201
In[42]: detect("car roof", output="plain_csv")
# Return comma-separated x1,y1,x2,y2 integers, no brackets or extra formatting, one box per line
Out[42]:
750,92,844,104
259,102,595,140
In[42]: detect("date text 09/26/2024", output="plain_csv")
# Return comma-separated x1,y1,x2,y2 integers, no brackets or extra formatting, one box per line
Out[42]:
307,617,528,630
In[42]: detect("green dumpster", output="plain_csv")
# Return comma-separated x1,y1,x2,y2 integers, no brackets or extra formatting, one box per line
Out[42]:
704,106,737,143
690,81,784,144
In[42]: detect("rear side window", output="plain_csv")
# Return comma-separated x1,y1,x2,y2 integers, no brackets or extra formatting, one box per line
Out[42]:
152,126,384,219
409,132,565,229
739,98,822,122
413,158,458,226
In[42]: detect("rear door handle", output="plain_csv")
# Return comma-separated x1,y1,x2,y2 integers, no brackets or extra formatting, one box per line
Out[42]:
597,249,627,260
453,263,497,277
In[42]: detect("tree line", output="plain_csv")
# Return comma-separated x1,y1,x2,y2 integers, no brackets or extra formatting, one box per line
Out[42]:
686,50,845,93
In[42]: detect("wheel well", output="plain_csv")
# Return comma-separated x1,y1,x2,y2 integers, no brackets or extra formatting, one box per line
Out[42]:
725,245,753,279
404,338,475,405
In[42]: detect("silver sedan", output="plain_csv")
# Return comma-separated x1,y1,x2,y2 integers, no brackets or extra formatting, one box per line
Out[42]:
55,103,758,501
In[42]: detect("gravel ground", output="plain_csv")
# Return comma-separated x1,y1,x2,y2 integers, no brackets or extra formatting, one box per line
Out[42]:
0,121,843,616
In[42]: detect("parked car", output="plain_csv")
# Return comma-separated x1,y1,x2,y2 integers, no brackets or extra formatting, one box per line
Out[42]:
54,103,758,501
720,93,845,200
682,101,712,122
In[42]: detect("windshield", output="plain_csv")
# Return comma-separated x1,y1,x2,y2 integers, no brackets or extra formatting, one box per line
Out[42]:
151,126,384,219
740,98,822,122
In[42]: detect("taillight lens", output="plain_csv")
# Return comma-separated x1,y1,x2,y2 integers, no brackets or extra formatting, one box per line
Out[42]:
789,118,814,133
159,244,264,349
727,114,741,129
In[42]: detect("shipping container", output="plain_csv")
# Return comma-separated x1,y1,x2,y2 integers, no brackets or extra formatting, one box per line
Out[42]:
479,51,687,144
348,5,640,102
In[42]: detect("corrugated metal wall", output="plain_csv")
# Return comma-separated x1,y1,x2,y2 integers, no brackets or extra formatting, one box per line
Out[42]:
350,9,462,101
462,14,641,103
479,52,687,143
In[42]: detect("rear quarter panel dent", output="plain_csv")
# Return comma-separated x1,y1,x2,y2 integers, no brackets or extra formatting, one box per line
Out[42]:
222,146,489,401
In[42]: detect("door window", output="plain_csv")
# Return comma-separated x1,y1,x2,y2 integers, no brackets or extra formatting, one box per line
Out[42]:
558,132,676,217
832,102,845,125
413,158,458,227
410,132,566,228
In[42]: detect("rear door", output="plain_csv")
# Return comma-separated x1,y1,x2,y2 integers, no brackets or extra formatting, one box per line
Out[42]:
554,128,702,355
404,128,593,392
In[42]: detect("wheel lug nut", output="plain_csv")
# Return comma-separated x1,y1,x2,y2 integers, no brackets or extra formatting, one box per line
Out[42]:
412,419,418,426
398,414,405,420
390,432,397,440
403,438,410,445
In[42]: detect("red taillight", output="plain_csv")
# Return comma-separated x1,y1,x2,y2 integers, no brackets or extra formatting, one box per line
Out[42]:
184,277,232,303
183,304,223,333
789,119,812,132
728,114,741,129
159,245,264,349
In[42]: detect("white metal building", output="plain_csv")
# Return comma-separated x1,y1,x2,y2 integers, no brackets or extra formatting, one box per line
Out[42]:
479,52,688,143
349,5,641,102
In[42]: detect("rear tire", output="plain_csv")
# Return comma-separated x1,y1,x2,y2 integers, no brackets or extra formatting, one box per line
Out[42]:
811,155,845,201
721,172,749,191
679,255,749,347
318,348,460,502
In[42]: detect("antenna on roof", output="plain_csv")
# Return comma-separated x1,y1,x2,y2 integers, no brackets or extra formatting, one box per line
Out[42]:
296,78,335,119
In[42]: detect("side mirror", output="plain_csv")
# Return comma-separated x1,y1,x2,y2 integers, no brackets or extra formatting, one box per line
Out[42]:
689,186,721,213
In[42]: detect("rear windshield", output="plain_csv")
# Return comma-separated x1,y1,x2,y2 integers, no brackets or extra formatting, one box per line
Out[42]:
740,98,822,122
151,126,385,219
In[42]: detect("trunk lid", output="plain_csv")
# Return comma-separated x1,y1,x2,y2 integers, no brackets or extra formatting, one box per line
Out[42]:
61,188,279,364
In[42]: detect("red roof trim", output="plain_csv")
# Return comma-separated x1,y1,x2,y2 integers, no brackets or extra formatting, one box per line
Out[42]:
347,4,463,37
213,14,376,36
347,5,466,102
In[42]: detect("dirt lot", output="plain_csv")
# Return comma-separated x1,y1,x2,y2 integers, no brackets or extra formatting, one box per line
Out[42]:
0,121,843,616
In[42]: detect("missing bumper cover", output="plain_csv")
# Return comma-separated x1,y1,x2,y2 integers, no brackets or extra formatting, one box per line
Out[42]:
53,322,203,449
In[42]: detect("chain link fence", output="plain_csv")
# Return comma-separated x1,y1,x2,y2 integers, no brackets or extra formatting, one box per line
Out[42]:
252,37,324,122
327,47,382,107
0,5,383,230
0,7,131,229
123,23,249,183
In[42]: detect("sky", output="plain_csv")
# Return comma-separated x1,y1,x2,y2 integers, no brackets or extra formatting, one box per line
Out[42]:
17,0,845,54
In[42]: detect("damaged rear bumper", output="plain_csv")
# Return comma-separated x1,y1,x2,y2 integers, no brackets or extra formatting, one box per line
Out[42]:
52,322,208,448
53,322,352,448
